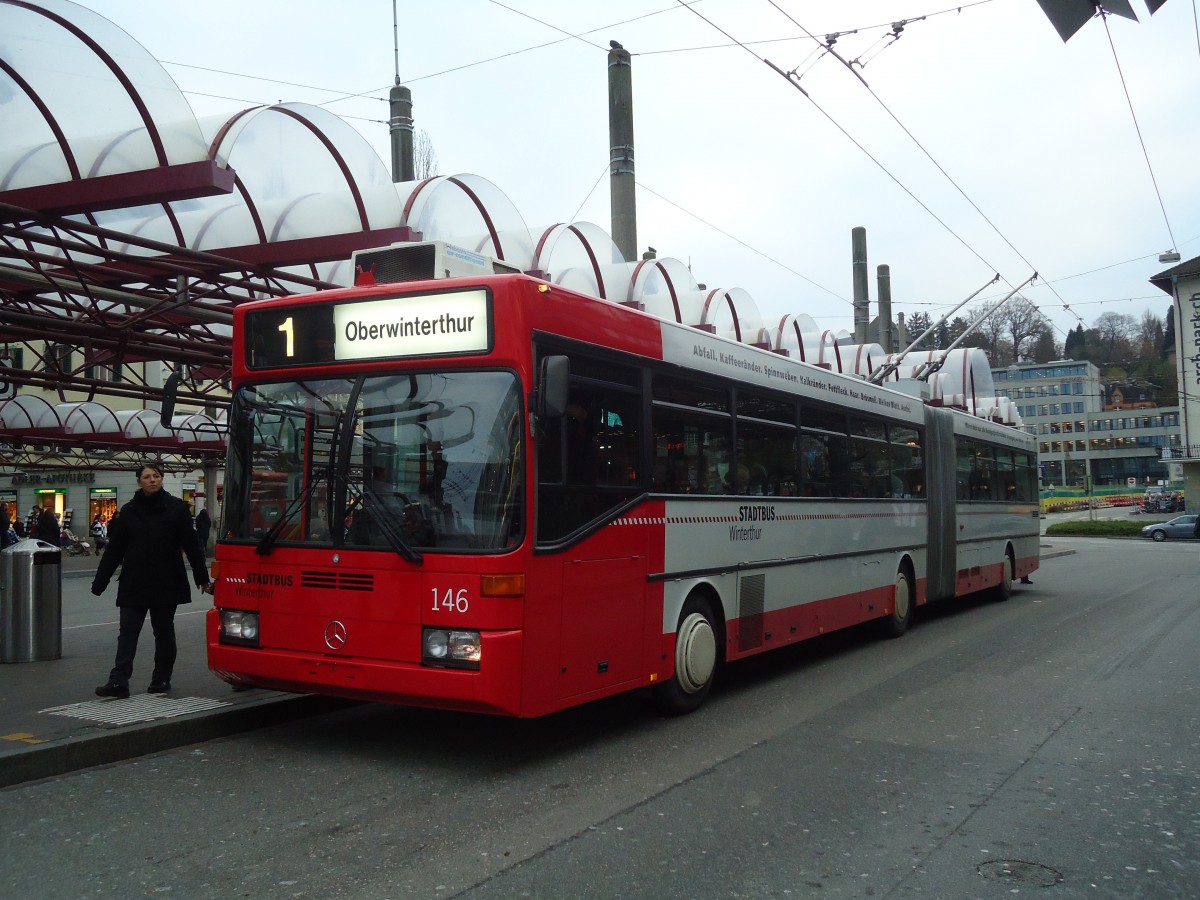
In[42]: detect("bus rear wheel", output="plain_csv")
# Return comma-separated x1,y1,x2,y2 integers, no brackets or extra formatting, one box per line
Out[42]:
652,596,718,715
994,551,1014,601
883,567,913,638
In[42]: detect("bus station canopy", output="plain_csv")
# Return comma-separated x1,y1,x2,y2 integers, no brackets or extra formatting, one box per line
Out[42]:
0,1,1015,471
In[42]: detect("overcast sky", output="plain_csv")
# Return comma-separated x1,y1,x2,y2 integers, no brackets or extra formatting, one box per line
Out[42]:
77,0,1200,345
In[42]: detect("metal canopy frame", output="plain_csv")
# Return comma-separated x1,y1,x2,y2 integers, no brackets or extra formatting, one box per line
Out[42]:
0,192,418,470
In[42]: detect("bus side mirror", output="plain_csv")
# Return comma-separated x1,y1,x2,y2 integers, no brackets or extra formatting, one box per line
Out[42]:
160,371,182,429
538,355,569,419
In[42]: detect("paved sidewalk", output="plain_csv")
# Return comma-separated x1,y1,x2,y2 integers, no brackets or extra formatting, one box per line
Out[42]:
0,550,343,789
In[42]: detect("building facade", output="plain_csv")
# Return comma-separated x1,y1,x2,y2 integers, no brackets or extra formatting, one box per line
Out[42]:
0,345,219,539
1150,256,1200,512
992,359,1180,491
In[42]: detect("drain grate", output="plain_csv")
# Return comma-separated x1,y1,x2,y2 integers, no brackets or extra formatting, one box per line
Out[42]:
41,696,231,727
977,860,1063,887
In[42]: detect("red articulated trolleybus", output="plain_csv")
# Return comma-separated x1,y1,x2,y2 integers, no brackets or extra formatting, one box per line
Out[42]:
208,246,1040,717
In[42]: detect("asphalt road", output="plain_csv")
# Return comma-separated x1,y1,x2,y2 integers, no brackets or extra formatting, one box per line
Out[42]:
1,536,1197,898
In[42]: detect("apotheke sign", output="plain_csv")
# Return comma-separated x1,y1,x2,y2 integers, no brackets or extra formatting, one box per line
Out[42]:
12,471,96,485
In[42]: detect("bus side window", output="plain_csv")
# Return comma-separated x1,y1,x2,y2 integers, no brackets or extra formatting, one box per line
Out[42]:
563,394,597,484
536,355,642,543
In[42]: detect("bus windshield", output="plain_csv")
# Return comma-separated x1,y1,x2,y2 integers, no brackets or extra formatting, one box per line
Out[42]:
224,370,524,553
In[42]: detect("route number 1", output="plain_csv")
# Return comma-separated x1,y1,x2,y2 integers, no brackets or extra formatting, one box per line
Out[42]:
277,316,294,358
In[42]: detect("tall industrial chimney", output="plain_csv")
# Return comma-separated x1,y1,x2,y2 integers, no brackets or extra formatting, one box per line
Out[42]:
852,227,870,344
876,264,894,353
390,83,415,183
608,42,637,262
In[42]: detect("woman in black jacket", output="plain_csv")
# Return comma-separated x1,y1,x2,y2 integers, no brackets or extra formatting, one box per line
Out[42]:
35,508,59,544
93,463,212,698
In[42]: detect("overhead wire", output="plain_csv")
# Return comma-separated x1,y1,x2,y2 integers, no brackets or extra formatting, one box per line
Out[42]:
675,1,1021,304
161,2,705,109
156,2,845,305
157,0,1180,338
484,0,607,52
636,182,849,304
759,1,1086,336
1099,9,1179,257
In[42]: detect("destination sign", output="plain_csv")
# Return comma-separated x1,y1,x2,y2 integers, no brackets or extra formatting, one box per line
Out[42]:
244,289,492,369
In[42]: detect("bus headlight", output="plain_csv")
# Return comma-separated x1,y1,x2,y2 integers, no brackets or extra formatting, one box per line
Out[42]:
422,628,480,669
220,609,260,647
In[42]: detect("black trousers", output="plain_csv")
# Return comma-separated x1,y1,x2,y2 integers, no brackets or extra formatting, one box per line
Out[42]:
108,605,177,686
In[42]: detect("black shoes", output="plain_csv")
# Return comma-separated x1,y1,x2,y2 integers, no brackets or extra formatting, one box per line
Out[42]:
95,680,170,696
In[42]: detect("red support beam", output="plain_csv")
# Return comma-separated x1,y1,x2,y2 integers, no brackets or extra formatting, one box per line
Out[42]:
0,161,236,218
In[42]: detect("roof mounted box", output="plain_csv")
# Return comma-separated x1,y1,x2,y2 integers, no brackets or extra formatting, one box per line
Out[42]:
352,240,520,285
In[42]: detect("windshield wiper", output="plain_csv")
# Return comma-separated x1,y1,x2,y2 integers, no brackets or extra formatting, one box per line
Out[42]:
255,469,327,556
344,480,424,565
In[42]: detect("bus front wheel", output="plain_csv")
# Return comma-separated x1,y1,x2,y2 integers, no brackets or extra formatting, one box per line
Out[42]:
653,596,718,715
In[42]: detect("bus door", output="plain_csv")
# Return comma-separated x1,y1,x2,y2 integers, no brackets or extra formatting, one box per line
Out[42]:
558,553,648,700
533,351,647,701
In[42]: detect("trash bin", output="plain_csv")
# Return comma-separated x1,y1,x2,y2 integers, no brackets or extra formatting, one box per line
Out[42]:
0,538,63,663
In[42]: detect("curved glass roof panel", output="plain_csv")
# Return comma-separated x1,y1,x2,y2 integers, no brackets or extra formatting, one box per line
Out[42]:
213,104,392,242
401,174,533,268
0,0,207,184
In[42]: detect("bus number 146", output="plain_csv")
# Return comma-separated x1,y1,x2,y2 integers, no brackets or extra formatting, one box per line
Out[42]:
432,588,469,613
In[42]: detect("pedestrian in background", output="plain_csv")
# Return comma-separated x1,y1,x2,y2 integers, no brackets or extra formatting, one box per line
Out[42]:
93,463,212,699
35,508,58,544
90,514,108,555
0,506,11,549
194,507,211,556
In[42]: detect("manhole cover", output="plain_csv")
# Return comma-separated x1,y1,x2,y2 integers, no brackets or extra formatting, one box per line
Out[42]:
978,860,1063,887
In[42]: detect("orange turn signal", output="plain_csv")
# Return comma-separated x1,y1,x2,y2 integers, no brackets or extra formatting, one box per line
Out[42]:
481,573,525,597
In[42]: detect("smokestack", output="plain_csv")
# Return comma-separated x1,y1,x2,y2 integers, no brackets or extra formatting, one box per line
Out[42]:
390,83,414,183
608,41,637,262
877,264,893,352
852,226,869,343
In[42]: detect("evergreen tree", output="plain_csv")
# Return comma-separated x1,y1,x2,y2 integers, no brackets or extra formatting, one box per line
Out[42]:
905,312,934,349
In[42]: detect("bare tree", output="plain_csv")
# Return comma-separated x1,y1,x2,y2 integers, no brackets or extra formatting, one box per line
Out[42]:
1137,310,1164,360
971,300,1008,359
413,130,438,180
1000,296,1052,363
964,295,1050,364
1089,312,1137,366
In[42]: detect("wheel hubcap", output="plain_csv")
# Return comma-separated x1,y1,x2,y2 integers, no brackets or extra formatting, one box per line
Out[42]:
676,613,716,694
895,575,911,619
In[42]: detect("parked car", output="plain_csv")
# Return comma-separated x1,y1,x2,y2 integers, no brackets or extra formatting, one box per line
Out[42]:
1140,514,1198,542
